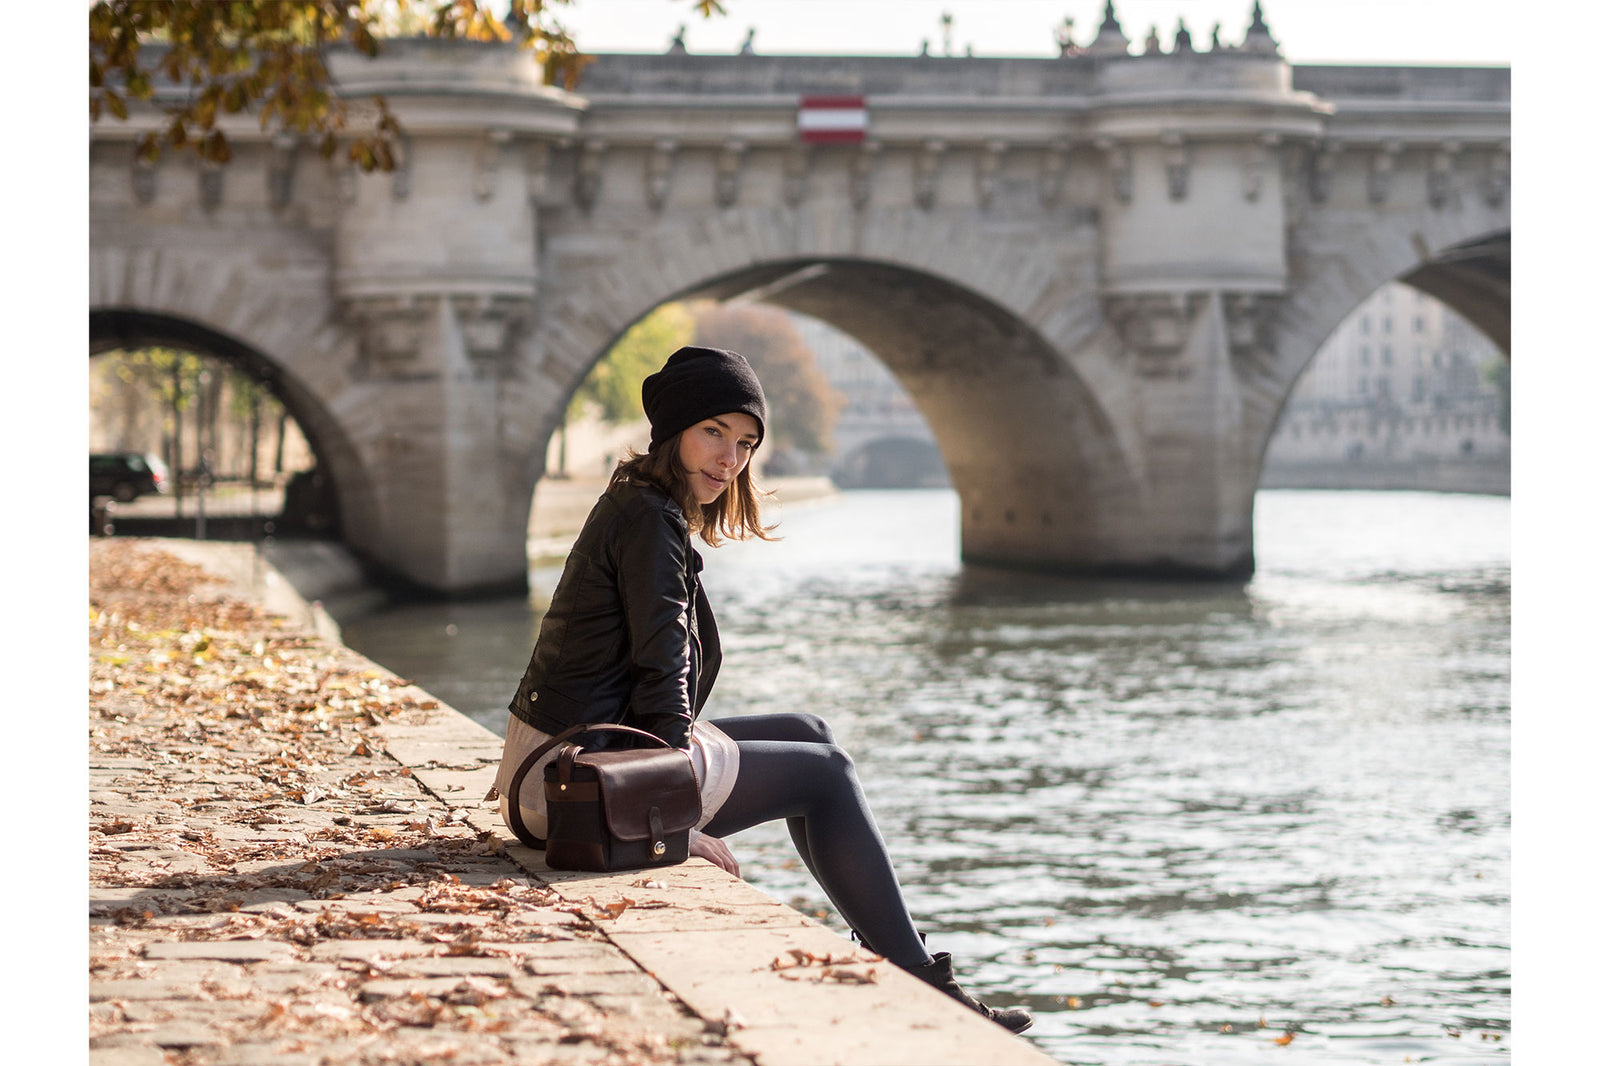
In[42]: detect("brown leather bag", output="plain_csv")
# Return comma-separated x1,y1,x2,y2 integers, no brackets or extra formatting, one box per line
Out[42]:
504,723,701,872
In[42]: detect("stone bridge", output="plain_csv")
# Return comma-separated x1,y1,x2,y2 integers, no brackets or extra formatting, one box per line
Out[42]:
89,4,1510,595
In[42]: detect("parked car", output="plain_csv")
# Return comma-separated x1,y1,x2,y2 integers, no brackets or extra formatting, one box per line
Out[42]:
90,452,169,502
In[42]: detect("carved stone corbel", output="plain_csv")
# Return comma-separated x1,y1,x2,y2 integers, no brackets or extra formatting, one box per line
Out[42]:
976,140,1005,209
267,135,298,211
345,293,432,367
450,292,535,362
1309,141,1340,203
1427,141,1460,209
1482,142,1509,207
1039,141,1069,208
1368,140,1401,205
344,290,535,373
914,140,946,210
1162,132,1190,201
198,161,223,212
575,141,606,210
1098,138,1133,204
645,139,676,210
131,154,157,206
473,129,513,202
1243,134,1279,202
715,139,747,208
1103,291,1200,375
850,141,880,210
782,144,810,206
1221,291,1281,366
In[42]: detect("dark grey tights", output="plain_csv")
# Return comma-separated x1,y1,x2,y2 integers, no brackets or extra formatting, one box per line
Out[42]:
701,713,933,969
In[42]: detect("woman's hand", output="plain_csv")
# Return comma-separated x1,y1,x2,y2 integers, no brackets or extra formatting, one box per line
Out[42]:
689,833,740,878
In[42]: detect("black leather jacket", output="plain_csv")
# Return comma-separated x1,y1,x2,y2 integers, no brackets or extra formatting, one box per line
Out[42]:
507,478,721,750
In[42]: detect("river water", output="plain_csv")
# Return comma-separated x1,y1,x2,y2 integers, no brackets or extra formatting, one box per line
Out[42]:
335,489,1510,1065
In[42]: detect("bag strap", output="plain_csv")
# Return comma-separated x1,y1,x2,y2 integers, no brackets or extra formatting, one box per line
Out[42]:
503,723,678,850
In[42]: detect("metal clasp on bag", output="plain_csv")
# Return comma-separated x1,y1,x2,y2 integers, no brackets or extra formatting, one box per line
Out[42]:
649,806,667,860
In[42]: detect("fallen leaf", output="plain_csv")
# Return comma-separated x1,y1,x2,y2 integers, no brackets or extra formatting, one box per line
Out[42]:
820,966,878,984
1274,1031,1295,1046
446,976,508,1006
599,898,634,919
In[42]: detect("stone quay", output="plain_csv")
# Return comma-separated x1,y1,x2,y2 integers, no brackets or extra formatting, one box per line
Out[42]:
87,537,1058,1065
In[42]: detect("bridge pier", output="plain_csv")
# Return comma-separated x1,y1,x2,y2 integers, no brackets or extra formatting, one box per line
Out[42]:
938,291,1266,580
334,296,538,596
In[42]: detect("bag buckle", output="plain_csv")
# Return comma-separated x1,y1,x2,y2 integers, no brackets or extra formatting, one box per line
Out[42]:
649,807,666,860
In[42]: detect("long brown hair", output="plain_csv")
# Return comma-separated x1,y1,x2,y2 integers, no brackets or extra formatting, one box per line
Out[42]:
607,432,777,547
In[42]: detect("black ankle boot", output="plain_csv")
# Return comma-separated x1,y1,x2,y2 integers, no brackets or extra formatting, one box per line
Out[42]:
908,952,1034,1034
850,930,1034,1034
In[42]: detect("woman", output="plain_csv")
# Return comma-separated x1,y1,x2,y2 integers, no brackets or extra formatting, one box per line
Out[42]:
495,346,1032,1034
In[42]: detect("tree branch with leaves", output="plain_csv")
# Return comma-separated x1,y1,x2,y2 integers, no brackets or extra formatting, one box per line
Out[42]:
89,0,728,172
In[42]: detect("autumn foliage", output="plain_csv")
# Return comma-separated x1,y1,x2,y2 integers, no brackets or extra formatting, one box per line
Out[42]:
88,539,712,1059
89,1,727,172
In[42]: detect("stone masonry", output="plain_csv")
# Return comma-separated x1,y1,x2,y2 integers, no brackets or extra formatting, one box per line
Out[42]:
89,3,1510,593
88,538,1058,1066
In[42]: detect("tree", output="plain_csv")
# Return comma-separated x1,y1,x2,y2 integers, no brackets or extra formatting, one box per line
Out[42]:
92,349,301,488
552,302,695,475
89,0,727,171
573,303,696,424
690,303,842,455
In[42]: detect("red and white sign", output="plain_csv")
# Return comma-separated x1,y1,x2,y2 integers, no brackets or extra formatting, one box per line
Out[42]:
797,96,867,143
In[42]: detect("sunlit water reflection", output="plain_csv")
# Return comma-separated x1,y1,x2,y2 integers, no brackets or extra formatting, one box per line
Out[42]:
337,489,1509,1065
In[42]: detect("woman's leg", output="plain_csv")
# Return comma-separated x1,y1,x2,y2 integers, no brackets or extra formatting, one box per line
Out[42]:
710,713,835,870
711,711,836,745
701,732,932,970
705,713,1035,1033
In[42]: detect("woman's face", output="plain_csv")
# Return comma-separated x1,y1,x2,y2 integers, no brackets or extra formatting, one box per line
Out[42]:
677,412,760,504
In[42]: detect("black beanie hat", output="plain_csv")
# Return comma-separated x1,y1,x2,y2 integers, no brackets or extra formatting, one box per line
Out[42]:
641,346,768,450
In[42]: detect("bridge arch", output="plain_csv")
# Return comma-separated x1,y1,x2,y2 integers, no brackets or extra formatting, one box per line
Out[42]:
1276,203,1510,394
832,436,949,490
1254,195,1510,490
528,236,1142,575
89,308,377,549
1400,230,1509,358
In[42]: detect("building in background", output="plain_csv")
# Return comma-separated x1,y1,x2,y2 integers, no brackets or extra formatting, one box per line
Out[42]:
1261,282,1509,494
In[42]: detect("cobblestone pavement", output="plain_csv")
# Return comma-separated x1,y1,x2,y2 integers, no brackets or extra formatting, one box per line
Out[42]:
88,539,754,1066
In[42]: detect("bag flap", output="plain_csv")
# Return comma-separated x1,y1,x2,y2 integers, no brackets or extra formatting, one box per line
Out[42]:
575,749,700,841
